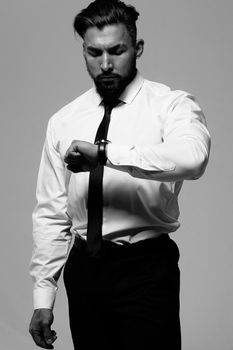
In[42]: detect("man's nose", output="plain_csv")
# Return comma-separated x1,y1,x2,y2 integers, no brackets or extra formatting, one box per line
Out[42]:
100,53,113,73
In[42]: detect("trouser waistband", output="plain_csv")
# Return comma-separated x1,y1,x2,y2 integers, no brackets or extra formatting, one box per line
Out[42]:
73,234,178,260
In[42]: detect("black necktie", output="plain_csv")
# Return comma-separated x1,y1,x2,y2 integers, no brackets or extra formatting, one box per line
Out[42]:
86,100,119,256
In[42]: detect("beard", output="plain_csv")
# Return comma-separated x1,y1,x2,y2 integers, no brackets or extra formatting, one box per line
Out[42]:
94,74,125,100
86,59,137,101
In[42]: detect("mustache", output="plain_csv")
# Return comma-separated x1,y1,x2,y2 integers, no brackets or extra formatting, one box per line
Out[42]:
96,73,121,81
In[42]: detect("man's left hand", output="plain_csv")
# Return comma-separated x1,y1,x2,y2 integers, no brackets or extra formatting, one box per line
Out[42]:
64,140,98,173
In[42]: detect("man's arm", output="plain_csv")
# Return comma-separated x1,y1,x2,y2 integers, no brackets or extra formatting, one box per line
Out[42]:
64,93,210,181
106,93,210,181
29,117,72,349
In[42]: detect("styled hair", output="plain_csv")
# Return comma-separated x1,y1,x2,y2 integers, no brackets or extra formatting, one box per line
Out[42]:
73,0,140,44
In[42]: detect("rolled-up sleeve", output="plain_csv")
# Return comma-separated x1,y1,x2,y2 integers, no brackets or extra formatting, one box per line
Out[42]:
107,93,210,182
30,117,72,310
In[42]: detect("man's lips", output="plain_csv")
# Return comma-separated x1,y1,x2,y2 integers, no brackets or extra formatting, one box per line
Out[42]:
97,75,120,81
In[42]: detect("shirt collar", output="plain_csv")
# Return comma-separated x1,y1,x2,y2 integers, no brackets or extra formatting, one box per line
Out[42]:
91,70,144,106
119,71,144,104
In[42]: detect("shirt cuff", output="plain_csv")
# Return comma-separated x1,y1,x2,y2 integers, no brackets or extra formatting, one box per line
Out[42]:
107,144,133,166
33,287,57,310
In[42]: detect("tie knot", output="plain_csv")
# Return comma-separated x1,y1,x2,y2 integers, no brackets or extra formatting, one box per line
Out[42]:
103,99,120,113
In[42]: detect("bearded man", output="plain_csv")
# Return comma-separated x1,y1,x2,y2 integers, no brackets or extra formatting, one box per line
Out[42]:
29,1,210,349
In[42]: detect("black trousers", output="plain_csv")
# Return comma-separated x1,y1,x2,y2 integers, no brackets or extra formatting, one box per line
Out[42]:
63,235,181,350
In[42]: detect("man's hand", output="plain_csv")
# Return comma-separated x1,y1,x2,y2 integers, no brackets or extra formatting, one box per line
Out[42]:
29,308,57,349
64,140,98,173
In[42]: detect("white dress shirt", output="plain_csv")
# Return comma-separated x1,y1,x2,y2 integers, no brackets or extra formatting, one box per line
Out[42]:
30,72,210,309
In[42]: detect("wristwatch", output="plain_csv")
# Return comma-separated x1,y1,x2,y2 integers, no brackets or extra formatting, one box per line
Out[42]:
95,139,109,165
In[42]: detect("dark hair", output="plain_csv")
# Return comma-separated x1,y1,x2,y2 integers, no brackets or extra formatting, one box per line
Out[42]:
73,0,140,44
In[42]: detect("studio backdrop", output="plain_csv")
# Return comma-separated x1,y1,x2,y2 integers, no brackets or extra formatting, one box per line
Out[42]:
0,1,232,349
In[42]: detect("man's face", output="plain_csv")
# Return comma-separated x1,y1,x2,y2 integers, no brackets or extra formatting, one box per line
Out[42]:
83,23,143,99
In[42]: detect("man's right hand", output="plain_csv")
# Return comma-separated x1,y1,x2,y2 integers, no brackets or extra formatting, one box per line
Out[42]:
29,308,57,349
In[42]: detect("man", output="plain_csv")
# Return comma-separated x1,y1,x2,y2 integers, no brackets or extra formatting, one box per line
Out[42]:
29,0,210,349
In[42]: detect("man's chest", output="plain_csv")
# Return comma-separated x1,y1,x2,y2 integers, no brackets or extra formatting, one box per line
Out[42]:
56,102,166,160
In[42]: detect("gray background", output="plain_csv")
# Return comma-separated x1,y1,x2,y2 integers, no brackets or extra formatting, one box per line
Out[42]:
0,0,232,349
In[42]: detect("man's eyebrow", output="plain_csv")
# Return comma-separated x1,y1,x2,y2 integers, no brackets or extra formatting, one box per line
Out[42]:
86,46,102,52
86,43,127,51
108,44,127,51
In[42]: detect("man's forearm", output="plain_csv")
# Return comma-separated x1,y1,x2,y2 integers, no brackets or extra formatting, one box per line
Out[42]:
106,139,210,182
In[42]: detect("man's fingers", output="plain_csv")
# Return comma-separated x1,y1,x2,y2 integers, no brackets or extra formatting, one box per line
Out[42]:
66,150,81,158
64,152,83,164
66,155,86,172
51,330,57,339
65,154,83,164
67,165,83,173
43,324,57,346
64,142,80,160
30,329,54,349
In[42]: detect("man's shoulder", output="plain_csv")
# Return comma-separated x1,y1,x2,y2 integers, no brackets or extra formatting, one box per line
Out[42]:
49,88,95,123
143,78,189,98
142,78,194,108
143,78,171,95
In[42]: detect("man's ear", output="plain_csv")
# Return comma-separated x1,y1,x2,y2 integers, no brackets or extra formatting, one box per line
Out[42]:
136,39,144,59
82,42,86,57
